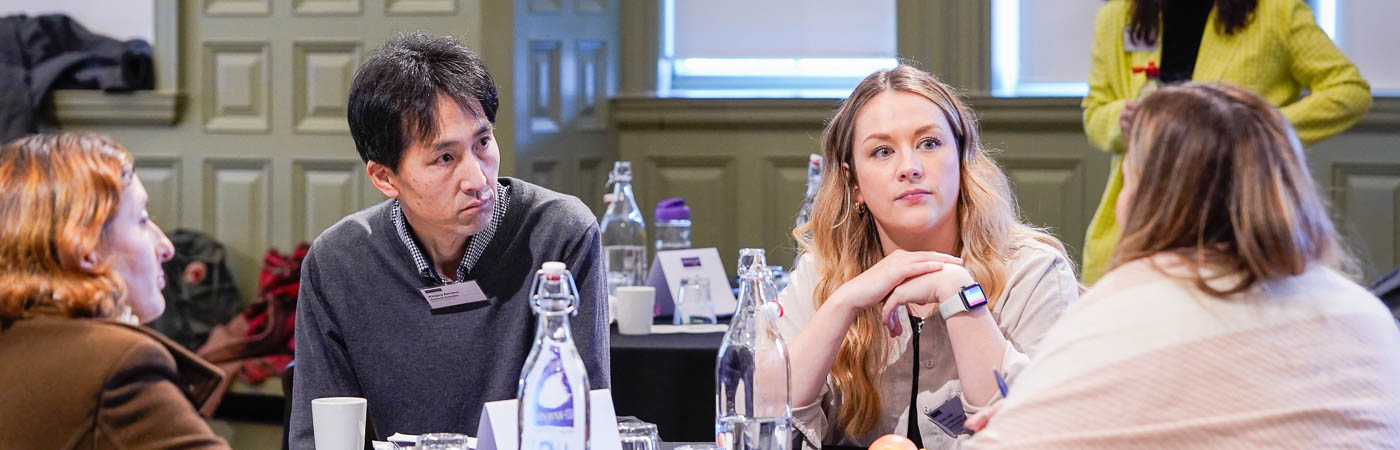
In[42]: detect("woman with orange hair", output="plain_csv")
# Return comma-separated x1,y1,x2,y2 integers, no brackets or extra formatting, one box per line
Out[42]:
0,133,229,448
772,65,1079,448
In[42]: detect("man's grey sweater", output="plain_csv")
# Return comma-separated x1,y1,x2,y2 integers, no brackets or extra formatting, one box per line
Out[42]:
289,177,609,447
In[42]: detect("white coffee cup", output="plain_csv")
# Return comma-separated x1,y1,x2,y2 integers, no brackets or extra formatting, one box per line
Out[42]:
312,397,367,450
615,286,656,335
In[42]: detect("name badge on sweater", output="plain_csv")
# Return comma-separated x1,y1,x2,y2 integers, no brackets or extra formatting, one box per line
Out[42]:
418,281,489,309
926,395,970,437
1123,29,1158,52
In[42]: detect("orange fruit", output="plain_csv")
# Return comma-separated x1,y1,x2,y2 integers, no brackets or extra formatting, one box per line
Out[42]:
868,434,918,450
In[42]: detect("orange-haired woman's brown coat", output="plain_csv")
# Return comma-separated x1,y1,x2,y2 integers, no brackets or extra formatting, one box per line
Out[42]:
0,316,230,449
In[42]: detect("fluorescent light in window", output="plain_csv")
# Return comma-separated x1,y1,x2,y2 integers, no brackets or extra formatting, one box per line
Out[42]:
661,89,859,99
795,58,899,78
673,58,897,78
1014,82,1089,97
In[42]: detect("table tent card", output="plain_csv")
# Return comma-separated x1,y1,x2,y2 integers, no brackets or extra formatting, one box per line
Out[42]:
646,247,738,317
476,389,622,450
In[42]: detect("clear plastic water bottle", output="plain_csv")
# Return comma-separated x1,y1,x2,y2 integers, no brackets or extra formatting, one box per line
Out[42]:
716,249,792,450
600,161,648,296
793,154,823,230
519,261,591,450
654,197,692,255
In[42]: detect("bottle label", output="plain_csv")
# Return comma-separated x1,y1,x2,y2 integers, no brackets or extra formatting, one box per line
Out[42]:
528,349,575,427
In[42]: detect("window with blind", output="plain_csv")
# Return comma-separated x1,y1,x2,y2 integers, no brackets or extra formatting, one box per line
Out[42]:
1319,0,1400,95
991,0,1398,97
990,0,1098,97
662,0,898,97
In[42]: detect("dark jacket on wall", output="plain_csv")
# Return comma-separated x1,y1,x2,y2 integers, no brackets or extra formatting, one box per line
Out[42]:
0,14,155,143
0,316,230,449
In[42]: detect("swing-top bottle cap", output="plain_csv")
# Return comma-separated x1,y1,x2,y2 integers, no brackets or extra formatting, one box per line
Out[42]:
610,161,633,182
761,301,784,320
541,261,566,277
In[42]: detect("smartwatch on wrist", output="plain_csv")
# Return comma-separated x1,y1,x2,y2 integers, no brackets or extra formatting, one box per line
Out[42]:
939,283,988,320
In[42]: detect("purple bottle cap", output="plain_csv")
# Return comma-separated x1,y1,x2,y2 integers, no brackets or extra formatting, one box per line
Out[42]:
654,197,690,221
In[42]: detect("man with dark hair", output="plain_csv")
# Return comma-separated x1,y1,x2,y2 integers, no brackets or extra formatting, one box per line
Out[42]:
288,32,609,446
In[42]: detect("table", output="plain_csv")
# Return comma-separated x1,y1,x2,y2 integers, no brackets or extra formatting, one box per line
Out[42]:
612,324,867,450
609,323,725,442
662,444,864,450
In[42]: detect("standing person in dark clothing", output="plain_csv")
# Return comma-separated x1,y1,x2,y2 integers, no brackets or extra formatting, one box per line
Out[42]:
288,32,610,447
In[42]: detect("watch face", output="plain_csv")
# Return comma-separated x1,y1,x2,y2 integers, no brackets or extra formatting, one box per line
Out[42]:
963,284,988,308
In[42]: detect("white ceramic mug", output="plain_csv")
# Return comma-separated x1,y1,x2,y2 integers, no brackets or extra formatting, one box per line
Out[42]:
615,286,656,335
312,396,367,450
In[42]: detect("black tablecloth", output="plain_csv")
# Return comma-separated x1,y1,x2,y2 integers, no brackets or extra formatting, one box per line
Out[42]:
661,443,863,450
610,324,724,442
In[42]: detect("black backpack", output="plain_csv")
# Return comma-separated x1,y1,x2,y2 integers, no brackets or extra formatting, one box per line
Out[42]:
147,229,242,350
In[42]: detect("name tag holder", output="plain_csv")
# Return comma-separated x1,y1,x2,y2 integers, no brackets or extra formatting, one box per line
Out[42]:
645,247,738,316
1123,28,1158,53
926,395,970,437
418,281,490,310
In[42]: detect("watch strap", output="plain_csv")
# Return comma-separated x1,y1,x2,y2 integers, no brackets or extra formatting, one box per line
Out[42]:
939,294,969,320
940,283,988,320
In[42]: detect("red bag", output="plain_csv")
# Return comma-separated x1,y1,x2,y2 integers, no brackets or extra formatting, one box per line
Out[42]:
194,243,309,416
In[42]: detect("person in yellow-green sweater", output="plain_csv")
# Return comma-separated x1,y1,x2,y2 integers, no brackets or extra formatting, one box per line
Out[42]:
1080,0,1371,284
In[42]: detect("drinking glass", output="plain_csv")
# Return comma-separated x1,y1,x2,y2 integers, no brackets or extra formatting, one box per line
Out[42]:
673,276,717,325
618,420,661,450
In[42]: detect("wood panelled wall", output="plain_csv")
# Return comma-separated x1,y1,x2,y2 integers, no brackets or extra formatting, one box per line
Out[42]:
613,0,1400,280
613,96,1400,281
612,97,1114,275
52,0,1400,302
61,0,515,299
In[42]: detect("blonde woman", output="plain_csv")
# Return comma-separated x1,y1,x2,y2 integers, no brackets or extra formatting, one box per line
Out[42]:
773,65,1079,448
967,83,1400,448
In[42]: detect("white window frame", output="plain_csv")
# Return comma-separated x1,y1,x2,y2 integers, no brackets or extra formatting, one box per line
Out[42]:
990,0,1362,98
658,0,898,98
991,0,1090,97
1306,0,1400,95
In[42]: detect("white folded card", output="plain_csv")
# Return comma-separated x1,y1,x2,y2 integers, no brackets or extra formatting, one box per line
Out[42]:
475,389,621,450
647,247,737,317
387,433,418,448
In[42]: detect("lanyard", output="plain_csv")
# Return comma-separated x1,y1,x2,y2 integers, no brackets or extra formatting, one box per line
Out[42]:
906,315,926,448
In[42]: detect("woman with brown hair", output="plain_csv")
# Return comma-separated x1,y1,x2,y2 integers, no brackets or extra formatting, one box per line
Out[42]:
0,133,230,448
966,83,1400,447
773,65,1079,448
1079,0,1370,285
